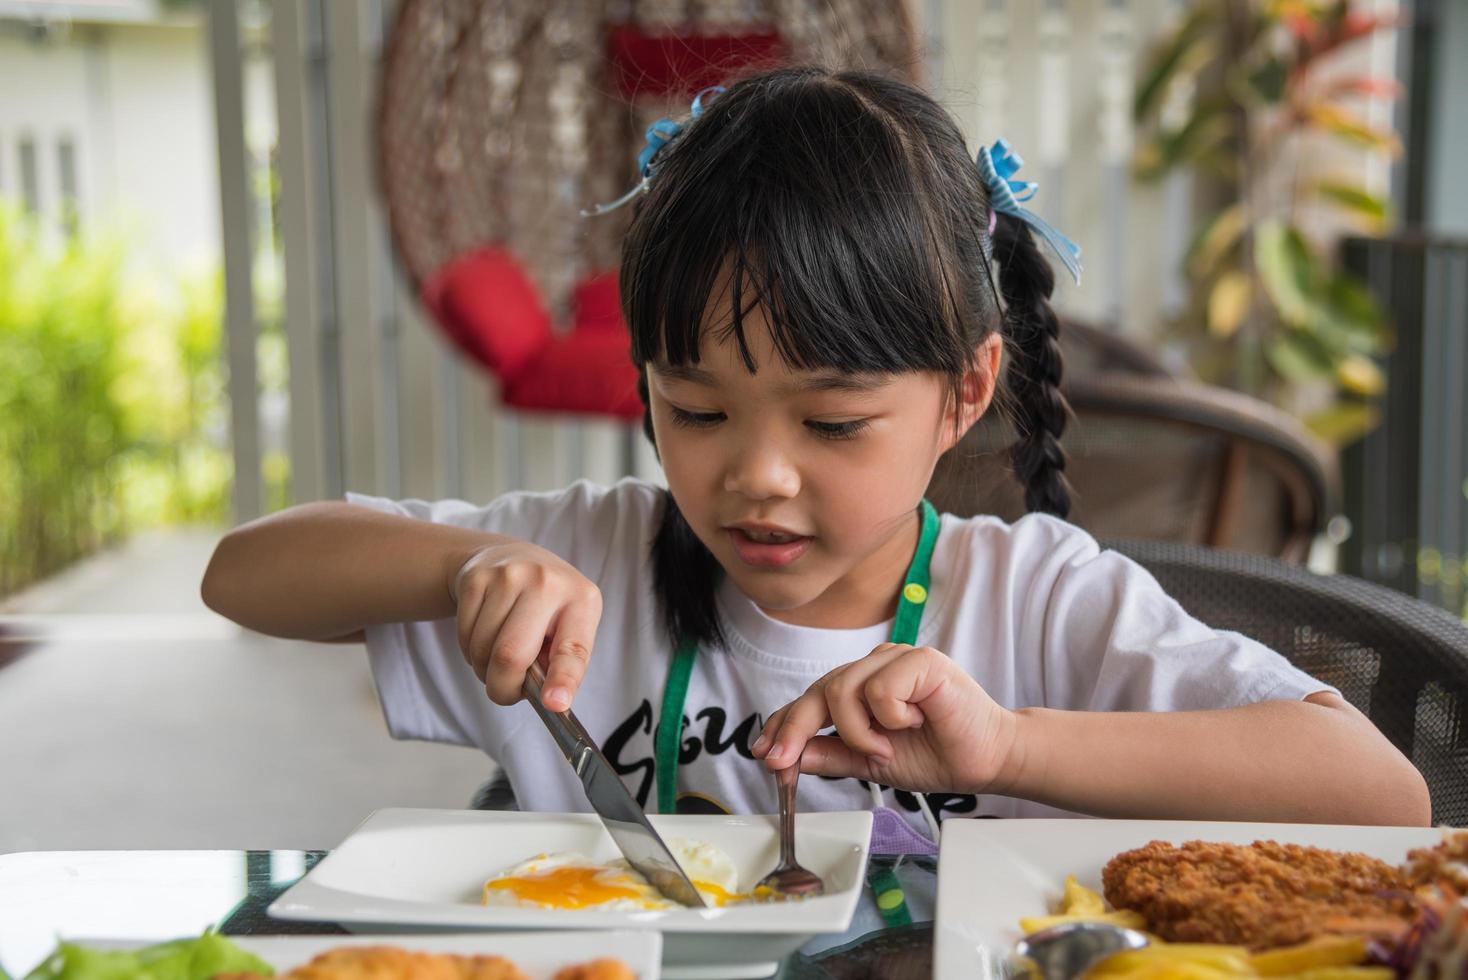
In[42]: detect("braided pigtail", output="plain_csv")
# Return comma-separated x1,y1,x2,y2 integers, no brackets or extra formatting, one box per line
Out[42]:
992,213,1072,518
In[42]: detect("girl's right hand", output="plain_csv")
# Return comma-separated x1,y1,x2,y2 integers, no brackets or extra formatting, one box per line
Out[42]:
449,541,602,712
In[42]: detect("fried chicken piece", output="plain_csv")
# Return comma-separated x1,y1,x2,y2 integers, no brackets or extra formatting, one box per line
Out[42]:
216,947,643,980
233,947,529,980
455,954,535,980
551,959,637,980
1101,839,1416,950
1403,831,1468,893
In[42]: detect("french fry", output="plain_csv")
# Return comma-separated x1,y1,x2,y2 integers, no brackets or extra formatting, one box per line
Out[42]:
1278,969,1394,980
1088,944,1255,977
1250,936,1370,976
1019,910,1149,934
1019,875,1142,934
1090,962,1244,980
1064,874,1108,916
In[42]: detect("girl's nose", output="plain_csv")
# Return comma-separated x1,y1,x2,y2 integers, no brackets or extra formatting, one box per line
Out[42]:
723,437,801,501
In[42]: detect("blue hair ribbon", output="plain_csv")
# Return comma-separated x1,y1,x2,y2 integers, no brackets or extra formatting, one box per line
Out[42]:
976,138,1083,285
581,86,726,217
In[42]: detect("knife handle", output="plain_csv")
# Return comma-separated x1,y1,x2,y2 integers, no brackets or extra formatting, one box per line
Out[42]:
523,662,594,764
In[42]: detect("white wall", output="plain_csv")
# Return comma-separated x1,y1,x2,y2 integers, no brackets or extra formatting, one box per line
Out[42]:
103,23,219,265
0,20,219,270
0,26,93,225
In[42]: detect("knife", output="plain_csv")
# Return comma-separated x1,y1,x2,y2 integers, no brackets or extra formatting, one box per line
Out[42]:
522,663,707,908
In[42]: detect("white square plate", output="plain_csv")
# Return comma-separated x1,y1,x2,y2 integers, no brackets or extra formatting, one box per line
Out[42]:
935,818,1444,980
90,933,662,980
269,808,872,977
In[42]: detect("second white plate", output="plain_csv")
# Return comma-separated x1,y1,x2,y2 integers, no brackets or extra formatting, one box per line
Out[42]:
934,818,1444,980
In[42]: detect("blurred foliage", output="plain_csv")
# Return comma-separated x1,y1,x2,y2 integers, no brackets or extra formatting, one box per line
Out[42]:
0,205,231,598
1134,0,1399,446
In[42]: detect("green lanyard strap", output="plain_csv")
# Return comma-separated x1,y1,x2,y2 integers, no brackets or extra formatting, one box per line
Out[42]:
656,635,698,815
654,499,940,814
891,499,938,648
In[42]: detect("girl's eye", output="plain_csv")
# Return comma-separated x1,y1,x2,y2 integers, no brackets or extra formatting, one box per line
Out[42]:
668,406,725,429
805,419,871,441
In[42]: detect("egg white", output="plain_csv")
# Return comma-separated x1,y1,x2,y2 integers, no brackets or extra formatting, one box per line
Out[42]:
667,838,739,896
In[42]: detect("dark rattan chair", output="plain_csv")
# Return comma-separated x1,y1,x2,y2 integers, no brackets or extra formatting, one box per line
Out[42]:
928,373,1340,563
1060,320,1174,378
1112,539,1468,826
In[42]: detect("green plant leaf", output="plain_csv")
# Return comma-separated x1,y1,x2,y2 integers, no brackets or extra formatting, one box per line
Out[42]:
1235,56,1290,105
1325,273,1381,330
1306,401,1381,447
1133,7,1219,122
1309,180,1389,228
1208,270,1253,338
1186,204,1248,279
1336,353,1385,396
1266,331,1337,383
1254,220,1323,326
1133,101,1233,181
0,201,233,596
1312,272,1386,356
1304,103,1403,155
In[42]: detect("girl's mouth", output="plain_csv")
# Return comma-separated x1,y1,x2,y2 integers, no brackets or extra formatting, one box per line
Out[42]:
727,527,812,568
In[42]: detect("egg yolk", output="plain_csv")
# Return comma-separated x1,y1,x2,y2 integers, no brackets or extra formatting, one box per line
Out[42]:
483,862,788,910
693,880,745,907
483,866,652,909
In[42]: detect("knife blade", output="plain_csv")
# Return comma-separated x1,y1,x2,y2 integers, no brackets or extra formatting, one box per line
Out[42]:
522,663,707,908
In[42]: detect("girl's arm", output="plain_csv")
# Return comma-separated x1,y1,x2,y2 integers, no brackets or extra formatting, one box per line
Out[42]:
995,691,1431,825
202,502,500,639
755,644,1431,826
201,501,602,710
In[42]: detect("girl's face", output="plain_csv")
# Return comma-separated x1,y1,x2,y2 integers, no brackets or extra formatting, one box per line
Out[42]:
646,291,1000,629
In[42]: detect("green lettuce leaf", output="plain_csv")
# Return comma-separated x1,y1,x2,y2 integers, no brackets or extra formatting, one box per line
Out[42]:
22,934,272,980
183,933,272,980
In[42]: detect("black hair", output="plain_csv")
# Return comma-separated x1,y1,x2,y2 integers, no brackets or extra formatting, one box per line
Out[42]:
620,65,1071,649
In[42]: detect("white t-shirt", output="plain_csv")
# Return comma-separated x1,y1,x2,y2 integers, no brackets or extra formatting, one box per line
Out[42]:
348,478,1332,831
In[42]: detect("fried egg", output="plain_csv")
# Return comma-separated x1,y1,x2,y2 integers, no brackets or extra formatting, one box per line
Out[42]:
481,838,753,910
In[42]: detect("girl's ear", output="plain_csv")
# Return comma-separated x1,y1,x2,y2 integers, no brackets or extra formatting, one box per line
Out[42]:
940,333,1004,454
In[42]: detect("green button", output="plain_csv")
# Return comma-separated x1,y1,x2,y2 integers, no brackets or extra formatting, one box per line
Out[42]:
877,888,906,911
903,582,927,604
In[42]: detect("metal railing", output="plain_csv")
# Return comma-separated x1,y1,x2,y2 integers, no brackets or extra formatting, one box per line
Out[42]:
1342,234,1468,617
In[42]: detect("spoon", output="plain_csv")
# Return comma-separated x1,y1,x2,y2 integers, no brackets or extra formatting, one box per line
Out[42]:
1014,921,1150,979
755,756,825,898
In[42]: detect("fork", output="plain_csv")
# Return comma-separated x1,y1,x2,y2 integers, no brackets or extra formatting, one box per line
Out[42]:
756,755,825,898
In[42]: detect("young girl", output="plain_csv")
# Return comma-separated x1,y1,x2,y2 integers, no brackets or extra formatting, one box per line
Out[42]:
202,66,1428,834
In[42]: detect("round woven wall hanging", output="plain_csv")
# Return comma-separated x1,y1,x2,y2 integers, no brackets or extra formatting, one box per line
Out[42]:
378,0,919,418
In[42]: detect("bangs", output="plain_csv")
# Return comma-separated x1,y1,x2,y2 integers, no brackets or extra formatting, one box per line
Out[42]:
621,68,994,379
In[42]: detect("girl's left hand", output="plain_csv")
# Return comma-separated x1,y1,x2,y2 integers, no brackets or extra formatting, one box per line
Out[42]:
751,643,1019,794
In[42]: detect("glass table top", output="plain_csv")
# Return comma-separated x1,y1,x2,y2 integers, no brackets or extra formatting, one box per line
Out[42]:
0,849,936,980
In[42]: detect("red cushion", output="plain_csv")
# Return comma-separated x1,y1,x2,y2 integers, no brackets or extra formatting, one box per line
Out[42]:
572,271,624,333
502,330,643,420
606,25,786,100
420,247,552,381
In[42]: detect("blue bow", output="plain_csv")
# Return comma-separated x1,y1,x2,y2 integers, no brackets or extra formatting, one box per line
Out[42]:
582,86,725,217
976,139,1083,285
